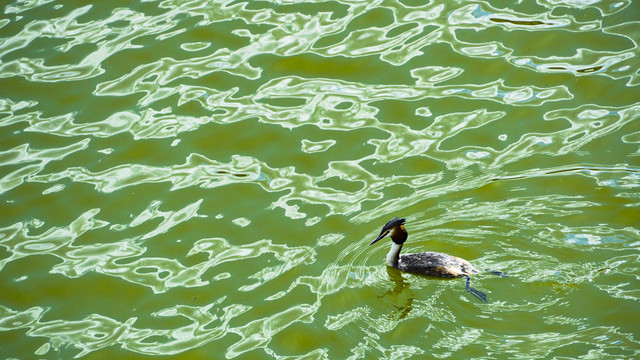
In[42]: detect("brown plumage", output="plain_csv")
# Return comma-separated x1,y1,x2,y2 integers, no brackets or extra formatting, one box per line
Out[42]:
398,252,479,278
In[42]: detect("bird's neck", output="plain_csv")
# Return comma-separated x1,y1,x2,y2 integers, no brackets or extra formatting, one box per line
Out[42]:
386,242,403,268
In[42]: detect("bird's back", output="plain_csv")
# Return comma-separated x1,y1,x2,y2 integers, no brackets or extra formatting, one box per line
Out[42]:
398,251,479,278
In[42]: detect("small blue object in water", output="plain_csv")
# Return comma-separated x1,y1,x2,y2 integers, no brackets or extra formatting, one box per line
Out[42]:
564,233,625,245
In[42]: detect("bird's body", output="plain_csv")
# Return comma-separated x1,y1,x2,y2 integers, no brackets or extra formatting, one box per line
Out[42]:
397,251,479,278
370,217,488,302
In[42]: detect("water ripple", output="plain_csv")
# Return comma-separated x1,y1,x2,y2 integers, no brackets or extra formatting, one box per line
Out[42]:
1,0,639,359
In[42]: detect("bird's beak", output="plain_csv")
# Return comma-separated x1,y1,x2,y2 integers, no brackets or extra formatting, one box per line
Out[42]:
369,231,388,245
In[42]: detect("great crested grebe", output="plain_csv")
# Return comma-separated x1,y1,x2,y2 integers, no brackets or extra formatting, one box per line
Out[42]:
370,217,488,302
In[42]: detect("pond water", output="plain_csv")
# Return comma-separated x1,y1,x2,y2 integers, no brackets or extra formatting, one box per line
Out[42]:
1,0,639,359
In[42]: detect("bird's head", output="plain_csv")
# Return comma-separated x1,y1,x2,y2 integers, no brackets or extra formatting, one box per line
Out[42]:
370,217,407,245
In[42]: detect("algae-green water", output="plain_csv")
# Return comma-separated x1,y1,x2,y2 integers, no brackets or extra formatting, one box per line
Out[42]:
1,0,639,359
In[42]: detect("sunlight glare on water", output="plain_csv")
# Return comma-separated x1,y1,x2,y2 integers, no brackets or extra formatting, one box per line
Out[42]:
1,0,639,359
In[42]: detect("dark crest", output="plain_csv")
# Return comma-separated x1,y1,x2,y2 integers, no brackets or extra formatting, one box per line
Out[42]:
370,217,407,246
381,217,406,233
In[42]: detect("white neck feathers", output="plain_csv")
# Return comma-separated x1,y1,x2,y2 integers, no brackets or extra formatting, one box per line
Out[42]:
386,242,402,268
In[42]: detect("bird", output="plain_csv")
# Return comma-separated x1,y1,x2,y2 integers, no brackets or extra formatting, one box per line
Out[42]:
369,216,488,302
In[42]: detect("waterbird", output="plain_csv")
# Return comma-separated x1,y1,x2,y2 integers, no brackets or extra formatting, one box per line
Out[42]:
370,217,489,302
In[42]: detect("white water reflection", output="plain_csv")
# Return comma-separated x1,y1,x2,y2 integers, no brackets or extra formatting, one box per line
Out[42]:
0,0,639,359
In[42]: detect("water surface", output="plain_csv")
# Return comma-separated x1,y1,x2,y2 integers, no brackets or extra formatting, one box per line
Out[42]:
1,0,639,359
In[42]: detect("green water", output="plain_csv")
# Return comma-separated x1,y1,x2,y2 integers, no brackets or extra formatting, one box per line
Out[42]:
1,0,639,359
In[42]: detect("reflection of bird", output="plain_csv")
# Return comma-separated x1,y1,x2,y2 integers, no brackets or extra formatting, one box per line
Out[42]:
383,266,414,320
370,217,488,302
